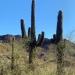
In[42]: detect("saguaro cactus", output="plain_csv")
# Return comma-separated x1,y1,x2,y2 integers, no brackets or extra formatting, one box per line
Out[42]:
29,0,45,64
29,0,36,64
56,10,65,75
56,10,63,42
20,19,26,38
28,27,31,38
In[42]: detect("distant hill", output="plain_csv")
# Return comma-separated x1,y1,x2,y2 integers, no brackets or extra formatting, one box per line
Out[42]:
0,34,21,42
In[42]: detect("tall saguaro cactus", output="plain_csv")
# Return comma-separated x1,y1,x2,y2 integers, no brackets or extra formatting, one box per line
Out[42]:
29,0,45,64
20,19,26,38
56,10,63,42
56,10,65,75
29,0,36,64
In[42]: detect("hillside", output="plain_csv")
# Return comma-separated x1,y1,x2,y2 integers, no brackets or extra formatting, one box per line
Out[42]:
0,38,75,75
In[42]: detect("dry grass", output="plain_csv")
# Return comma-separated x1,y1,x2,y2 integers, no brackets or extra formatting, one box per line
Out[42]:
0,40,75,75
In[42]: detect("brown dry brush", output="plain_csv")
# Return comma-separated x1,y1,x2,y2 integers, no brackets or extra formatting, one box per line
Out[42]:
0,66,4,75
56,41,65,75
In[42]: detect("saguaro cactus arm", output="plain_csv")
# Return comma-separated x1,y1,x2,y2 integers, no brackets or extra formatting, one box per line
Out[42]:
20,19,26,38
37,32,44,46
28,27,31,38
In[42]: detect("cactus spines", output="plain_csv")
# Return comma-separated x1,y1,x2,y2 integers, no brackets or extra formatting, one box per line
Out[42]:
20,19,26,38
56,10,63,43
28,27,31,38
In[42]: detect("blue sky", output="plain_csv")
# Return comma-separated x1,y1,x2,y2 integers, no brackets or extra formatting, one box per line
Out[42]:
0,0,75,39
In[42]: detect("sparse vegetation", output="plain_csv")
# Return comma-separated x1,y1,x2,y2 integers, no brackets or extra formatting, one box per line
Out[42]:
0,0,75,75
0,39,75,75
